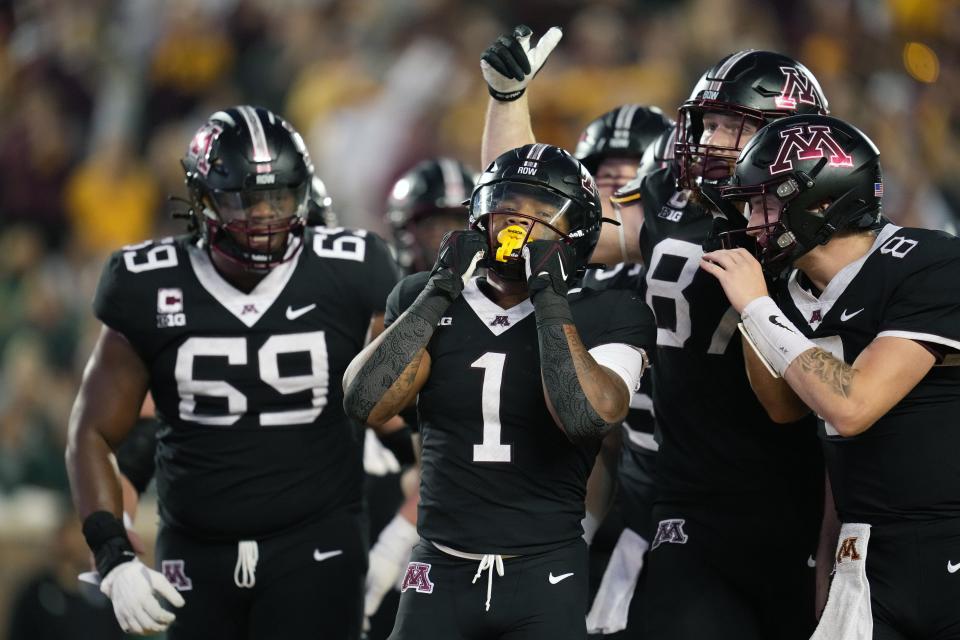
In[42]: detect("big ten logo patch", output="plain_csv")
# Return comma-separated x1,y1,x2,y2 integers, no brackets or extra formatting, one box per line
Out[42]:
161,560,193,591
836,536,861,565
401,562,435,594
651,518,689,550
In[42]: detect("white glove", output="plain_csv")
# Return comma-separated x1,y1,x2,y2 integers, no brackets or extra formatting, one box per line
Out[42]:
480,25,563,101
364,515,419,620
100,558,185,635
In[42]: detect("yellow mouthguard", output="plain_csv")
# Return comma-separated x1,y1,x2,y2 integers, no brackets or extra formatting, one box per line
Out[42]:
495,225,527,262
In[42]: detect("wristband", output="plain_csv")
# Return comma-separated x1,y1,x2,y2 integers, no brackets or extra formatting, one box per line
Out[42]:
82,511,136,578
488,86,525,102
740,296,817,377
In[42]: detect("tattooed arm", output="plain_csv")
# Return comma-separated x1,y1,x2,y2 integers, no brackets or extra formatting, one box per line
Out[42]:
783,336,935,437
538,322,632,440
523,241,634,441
343,231,487,429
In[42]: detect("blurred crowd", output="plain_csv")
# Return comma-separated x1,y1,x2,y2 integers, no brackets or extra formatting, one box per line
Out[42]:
0,0,956,635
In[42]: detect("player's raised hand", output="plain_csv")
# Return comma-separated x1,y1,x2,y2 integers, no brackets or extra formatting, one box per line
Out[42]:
100,558,185,635
481,25,563,101
523,239,576,297
428,229,487,299
699,248,769,313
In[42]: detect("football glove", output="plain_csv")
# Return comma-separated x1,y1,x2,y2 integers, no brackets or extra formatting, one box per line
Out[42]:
523,240,576,297
100,558,185,635
427,230,487,300
481,25,563,101
364,515,419,621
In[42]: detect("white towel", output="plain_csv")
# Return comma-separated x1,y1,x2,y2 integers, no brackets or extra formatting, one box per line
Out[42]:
810,522,873,640
586,528,648,634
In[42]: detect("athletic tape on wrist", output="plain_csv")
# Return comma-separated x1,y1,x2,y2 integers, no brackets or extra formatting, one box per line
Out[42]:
740,296,817,377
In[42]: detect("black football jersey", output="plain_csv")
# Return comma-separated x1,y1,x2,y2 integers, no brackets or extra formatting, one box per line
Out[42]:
638,167,821,503
386,273,656,554
93,227,400,540
582,264,657,452
773,224,960,524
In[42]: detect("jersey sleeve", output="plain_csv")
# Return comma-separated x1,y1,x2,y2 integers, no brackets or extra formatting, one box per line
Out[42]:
582,289,657,393
384,271,430,328
877,255,960,355
361,232,403,315
92,250,135,335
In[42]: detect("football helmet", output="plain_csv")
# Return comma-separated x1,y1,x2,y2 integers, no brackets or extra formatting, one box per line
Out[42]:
574,105,674,176
385,158,475,272
675,50,828,190
305,175,336,227
469,143,602,282
182,105,312,270
719,114,882,270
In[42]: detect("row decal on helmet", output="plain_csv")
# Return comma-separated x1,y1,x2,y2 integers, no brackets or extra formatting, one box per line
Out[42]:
236,106,273,167
704,49,756,94
439,158,467,204
769,125,853,175
776,66,821,110
526,143,549,161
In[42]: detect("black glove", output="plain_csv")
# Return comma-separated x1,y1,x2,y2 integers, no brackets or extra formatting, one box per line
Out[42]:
427,230,487,300
480,25,562,102
523,240,576,327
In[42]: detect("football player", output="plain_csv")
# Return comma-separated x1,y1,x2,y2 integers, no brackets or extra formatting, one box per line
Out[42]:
363,157,477,640
343,143,655,640
702,114,960,640
386,157,477,274
481,26,832,640
65,105,400,639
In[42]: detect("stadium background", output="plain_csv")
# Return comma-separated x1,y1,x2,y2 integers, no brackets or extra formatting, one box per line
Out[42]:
0,0,956,637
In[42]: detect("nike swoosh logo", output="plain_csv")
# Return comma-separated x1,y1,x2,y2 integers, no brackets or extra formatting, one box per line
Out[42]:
558,256,567,282
313,549,343,562
949,560,960,574
768,315,794,332
548,572,574,584
840,308,864,322
286,303,317,320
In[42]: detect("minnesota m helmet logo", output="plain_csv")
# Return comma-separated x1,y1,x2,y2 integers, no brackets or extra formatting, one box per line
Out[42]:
775,67,822,111
769,125,853,175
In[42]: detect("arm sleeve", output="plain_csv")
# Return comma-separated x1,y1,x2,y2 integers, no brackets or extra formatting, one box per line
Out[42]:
384,272,431,328
361,232,403,315
877,257,960,356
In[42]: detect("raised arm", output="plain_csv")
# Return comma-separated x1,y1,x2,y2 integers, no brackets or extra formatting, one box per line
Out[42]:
479,25,562,167
524,241,639,440
343,230,487,427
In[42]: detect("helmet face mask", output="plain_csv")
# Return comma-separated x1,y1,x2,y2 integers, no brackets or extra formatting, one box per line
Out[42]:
182,106,312,272
470,144,602,283
676,105,764,189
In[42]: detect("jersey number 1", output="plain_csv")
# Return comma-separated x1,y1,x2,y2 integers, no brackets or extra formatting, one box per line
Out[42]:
471,352,511,463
